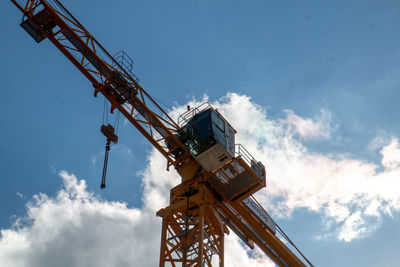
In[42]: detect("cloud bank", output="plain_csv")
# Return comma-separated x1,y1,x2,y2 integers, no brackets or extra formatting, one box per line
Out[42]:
2,92,400,266
208,93,400,242
0,153,273,267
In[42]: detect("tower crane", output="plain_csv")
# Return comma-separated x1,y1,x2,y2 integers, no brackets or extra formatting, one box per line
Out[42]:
10,1,313,266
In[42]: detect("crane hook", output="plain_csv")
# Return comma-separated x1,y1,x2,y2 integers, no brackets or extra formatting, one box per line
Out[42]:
100,124,118,189
100,141,111,189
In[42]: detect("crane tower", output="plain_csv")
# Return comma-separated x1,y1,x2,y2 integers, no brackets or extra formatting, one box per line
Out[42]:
9,1,313,266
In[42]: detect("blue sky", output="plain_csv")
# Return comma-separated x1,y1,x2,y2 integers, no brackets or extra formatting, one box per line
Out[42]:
1,0,400,266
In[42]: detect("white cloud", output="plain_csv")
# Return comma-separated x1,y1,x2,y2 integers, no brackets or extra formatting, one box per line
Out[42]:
0,151,273,267
281,109,332,140
0,171,161,267
368,134,389,152
208,93,400,242
337,212,374,242
224,235,274,267
380,138,400,169
3,92,400,267
171,93,400,242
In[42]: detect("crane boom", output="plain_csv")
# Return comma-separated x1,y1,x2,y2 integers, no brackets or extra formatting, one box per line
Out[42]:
11,0,189,172
10,1,313,266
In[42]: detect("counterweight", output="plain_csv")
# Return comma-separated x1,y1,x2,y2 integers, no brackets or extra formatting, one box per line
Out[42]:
10,1,313,266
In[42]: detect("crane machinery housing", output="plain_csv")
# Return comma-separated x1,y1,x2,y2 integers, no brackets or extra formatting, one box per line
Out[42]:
9,0,313,266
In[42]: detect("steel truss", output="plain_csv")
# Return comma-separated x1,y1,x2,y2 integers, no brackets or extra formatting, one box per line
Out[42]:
158,180,226,267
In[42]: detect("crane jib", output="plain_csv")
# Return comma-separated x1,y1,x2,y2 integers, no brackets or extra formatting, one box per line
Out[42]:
10,0,313,266
62,30,110,77
131,103,170,139
242,197,276,235
17,0,181,159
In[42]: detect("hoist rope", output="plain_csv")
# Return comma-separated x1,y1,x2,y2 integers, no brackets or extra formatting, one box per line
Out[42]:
113,111,121,135
102,96,109,125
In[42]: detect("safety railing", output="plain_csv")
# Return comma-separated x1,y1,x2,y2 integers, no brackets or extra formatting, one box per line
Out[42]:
113,50,140,81
235,144,265,179
177,102,212,127
235,144,256,167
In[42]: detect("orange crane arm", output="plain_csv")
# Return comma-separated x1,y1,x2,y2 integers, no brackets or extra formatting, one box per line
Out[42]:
11,0,189,171
10,1,313,266
219,199,311,266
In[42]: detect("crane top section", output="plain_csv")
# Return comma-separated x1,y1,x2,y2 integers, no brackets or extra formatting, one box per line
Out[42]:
177,103,266,201
14,0,266,202
178,103,236,169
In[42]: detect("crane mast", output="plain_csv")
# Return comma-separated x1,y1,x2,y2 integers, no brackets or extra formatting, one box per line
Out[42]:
10,1,313,266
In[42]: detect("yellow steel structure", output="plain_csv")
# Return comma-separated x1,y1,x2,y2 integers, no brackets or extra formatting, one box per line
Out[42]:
10,1,313,266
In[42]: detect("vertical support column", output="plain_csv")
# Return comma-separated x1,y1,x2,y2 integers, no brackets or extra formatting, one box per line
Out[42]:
219,233,224,267
159,218,167,267
197,204,205,266
157,182,226,266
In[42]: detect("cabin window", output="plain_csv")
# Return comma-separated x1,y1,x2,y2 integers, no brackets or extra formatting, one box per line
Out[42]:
213,113,225,133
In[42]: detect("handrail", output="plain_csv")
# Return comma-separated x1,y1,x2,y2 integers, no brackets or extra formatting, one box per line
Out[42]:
235,144,265,182
112,50,140,82
235,144,255,165
178,102,212,127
